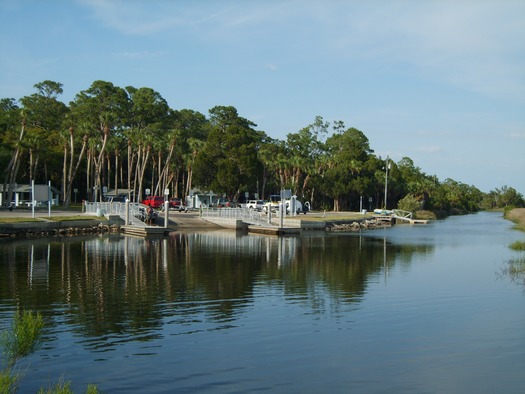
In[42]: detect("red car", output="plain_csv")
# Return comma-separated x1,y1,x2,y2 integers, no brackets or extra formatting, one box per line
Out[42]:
169,197,186,211
141,196,164,209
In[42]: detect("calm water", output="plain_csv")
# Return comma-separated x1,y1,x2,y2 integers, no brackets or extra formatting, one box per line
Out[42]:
0,212,524,393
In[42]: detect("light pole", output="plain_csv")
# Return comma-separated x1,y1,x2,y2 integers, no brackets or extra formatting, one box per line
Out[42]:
384,156,391,209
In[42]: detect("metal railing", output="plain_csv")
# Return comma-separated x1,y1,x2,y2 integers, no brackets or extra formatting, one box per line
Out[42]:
84,201,147,226
392,209,413,221
200,207,271,226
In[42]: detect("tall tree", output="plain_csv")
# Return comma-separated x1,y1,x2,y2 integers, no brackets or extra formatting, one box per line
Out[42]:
70,81,130,202
193,106,262,200
1,98,22,206
125,86,170,201
323,127,373,211
284,116,329,198
19,81,68,183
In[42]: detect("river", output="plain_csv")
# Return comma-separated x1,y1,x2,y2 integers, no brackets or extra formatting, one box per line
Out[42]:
0,211,524,393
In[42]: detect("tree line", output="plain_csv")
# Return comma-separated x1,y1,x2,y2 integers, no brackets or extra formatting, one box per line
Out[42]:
1,80,523,213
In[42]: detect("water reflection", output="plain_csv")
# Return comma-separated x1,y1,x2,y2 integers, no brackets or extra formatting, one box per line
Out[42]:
0,231,434,349
3,213,524,393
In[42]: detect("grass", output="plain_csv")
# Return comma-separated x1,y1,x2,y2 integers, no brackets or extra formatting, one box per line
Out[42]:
46,216,103,222
1,310,44,367
505,208,525,232
502,257,525,288
509,241,525,251
0,216,104,224
1,311,100,393
0,217,42,224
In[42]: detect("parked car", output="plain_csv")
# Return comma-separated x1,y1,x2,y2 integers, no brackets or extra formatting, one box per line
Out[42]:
214,198,236,208
286,198,309,214
168,197,186,211
262,194,281,213
105,195,126,203
246,200,265,211
141,196,164,208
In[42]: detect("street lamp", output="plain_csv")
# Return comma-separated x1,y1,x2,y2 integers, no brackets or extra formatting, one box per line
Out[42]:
384,156,391,209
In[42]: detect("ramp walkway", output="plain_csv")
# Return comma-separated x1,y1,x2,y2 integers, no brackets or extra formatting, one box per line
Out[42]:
84,201,148,226
84,202,171,237
373,209,428,224
201,207,301,234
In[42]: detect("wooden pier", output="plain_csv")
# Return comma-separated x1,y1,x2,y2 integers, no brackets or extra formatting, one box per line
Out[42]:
121,225,171,237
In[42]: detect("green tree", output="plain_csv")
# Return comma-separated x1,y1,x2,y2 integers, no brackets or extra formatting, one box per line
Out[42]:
284,116,329,199
125,86,171,200
492,185,525,208
0,98,22,207
70,81,131,202
193,106,262,200
19,81,68,192
323,127,373,211
169,109,209,198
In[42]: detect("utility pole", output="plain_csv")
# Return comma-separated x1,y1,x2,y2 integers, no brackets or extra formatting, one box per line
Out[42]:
384,156,391,209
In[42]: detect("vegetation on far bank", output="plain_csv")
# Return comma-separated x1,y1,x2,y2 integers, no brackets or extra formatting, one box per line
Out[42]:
2,81,524,217
503,208,525,285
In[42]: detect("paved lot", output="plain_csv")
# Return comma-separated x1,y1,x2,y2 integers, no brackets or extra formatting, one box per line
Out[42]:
0,207,222,231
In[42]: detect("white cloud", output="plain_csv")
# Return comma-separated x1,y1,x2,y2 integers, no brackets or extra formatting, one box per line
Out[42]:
113,51,166,59
77,0,525,104
78,0,191,34
509,131,525,140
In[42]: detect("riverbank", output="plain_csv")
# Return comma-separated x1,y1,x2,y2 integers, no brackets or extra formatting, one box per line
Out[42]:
0,208,387,238
505,208,525,231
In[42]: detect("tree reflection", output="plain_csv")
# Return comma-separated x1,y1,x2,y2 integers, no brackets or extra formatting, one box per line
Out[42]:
0,231,434,348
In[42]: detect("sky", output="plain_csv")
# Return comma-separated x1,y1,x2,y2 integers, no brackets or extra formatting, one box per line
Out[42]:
1,0,524,195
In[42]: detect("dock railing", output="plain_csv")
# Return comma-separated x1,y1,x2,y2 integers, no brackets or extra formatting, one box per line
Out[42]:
200,207,270,226
392,209,413,222
84,201,147,226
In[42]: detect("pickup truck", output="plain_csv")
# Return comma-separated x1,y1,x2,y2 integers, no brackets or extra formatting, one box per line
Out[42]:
262,196,309,214
246,200,265,211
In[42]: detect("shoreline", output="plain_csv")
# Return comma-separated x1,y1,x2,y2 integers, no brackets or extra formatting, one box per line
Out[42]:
0,208,391,239
505,208,525,230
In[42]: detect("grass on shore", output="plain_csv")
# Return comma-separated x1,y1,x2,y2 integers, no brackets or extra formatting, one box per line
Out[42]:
0,216,104,224
505,208,525,232
504,208,525,283
285,212,375,221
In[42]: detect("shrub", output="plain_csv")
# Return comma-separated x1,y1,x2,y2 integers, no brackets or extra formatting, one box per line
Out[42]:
509,241,525,251
397,194,422,213
1,310,44,367
1,311,100,394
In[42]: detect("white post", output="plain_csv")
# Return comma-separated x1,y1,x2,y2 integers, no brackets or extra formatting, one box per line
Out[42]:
48,181,52,218
31,180,35,218
125,199,130,225
164,200,169,228
164,189,170,228
279,202,284,228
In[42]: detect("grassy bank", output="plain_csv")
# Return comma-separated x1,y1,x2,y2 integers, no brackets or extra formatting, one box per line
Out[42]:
504,208,525,284
0,216,102,224
505,208,525,232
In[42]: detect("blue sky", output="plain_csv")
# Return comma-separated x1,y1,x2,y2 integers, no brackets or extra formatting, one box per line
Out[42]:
1,0,524,194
